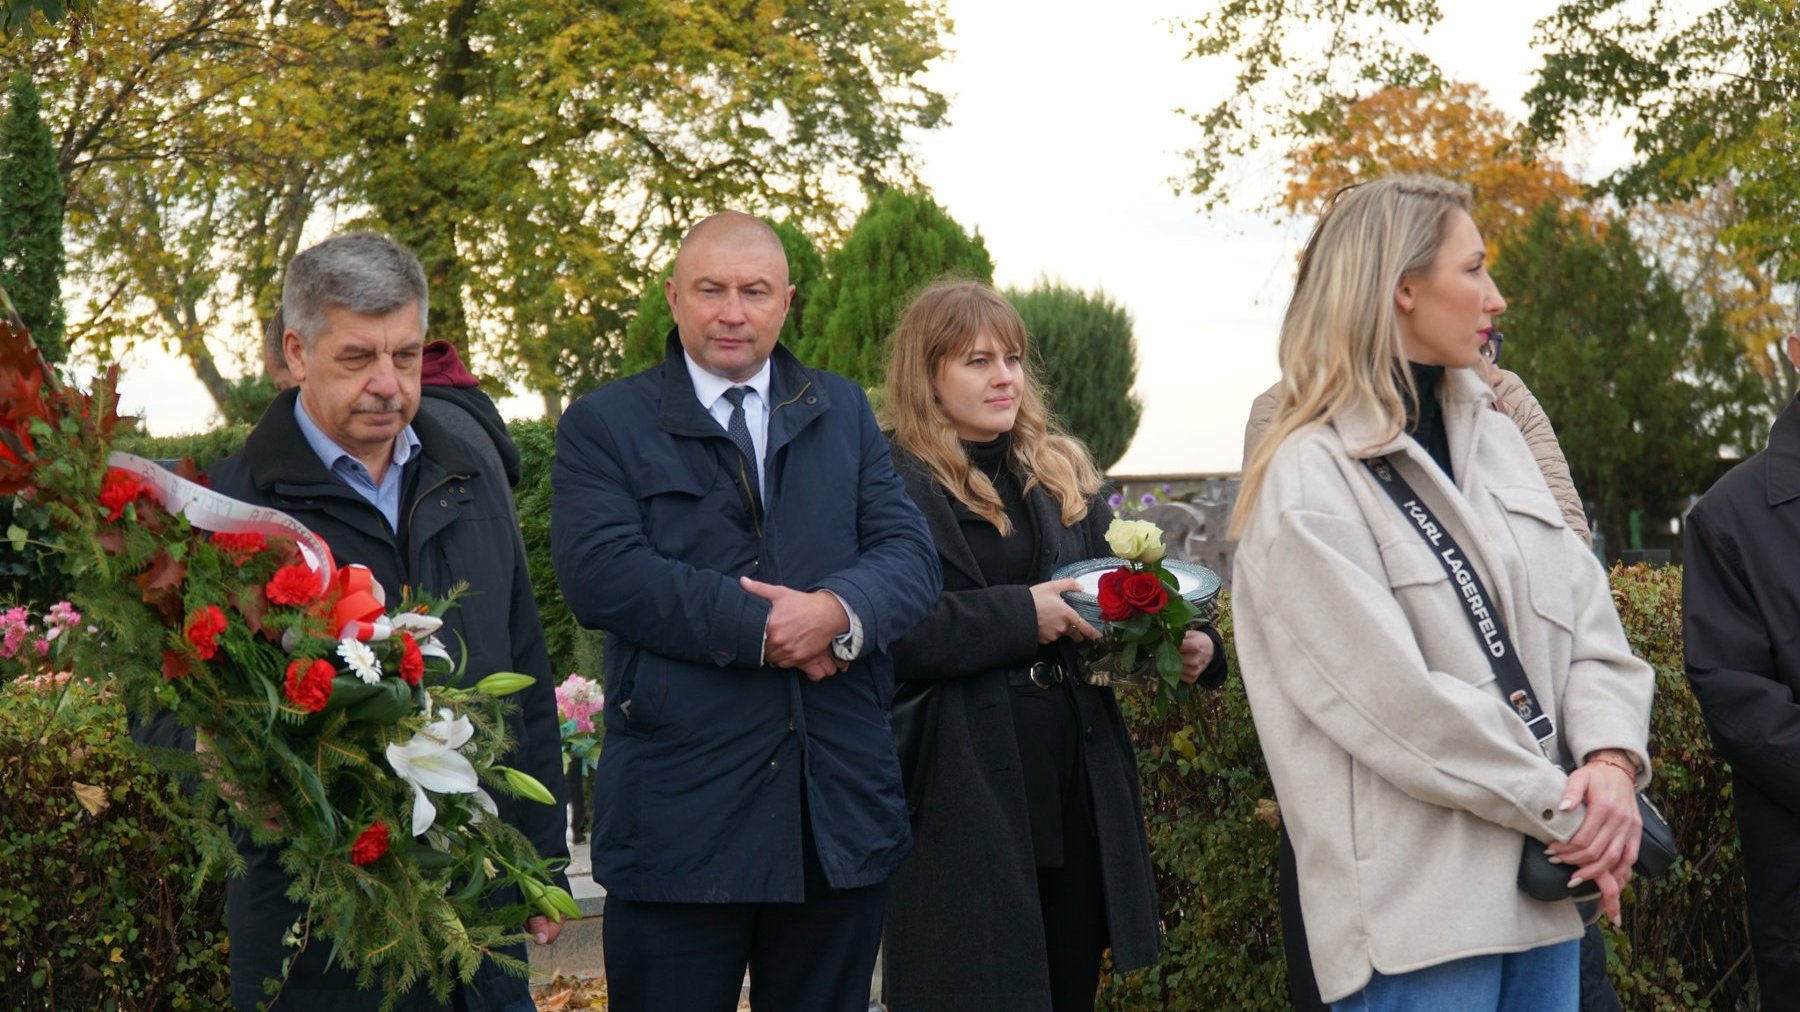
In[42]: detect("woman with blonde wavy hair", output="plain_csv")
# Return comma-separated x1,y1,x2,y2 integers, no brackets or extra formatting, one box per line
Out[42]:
1230,175,1653,1010
877,279,1226,1012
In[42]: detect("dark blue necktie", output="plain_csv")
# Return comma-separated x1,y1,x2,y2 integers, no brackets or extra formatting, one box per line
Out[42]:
722,386,761,504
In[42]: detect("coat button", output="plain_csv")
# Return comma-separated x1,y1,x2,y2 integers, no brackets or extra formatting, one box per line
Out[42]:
1542,808,1554,820
805,395,817,405
787,718,796,731
1085,725,1095,741
769,759,779,769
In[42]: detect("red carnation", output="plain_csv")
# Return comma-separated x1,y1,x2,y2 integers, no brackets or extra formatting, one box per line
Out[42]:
1097,568,1133,622
350,821,390,866
265,564,322,606
398,631,424,687
210,531,269,565
183,605,227,661
98,469,149,522
283,658,335,713
1120,570,1168,614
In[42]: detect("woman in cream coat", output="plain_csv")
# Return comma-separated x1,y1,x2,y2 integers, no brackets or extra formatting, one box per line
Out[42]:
1230,175,1653,1010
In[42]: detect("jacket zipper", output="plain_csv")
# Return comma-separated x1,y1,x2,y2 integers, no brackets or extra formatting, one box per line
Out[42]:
404,471,469,544
737,381,811,540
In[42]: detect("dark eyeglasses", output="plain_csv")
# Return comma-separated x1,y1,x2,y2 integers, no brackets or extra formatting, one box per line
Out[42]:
1479,330,1504,366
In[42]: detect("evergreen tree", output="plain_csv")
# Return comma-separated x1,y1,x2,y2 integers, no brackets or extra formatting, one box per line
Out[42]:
0,70,65,363
617,220,825,379
1006,279,1142,471
795,190,993,387
1492,203,1765,552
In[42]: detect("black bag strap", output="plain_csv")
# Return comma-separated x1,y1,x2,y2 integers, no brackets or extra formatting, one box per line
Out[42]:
1362,455,1556,753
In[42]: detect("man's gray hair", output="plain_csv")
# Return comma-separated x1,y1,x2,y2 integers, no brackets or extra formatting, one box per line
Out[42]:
282,233,429,347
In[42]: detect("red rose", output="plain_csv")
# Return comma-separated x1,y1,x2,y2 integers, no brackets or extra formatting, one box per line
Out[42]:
398,632,424,687
265,564,322,606
184,605,227,661
350,821,390,866
210,531,269,565
1097,568,1133,622
98,469,149,522
1120,570,1168,614
283,658,335,713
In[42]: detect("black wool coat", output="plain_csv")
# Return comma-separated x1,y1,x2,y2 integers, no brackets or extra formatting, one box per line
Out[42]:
1686,394,1800,996
882,446,1161,1012
138,388,568,1012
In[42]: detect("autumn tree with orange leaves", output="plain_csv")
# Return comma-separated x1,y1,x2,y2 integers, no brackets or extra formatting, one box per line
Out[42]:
1281,83,1586,251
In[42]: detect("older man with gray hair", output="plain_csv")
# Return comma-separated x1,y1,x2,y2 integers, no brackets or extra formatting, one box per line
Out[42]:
197,232,569,1010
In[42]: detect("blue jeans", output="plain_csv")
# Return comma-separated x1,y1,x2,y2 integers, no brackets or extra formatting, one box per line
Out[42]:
1331,939,1580,1012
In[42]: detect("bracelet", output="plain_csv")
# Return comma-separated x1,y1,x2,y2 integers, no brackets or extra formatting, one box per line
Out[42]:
1587,756,1637,782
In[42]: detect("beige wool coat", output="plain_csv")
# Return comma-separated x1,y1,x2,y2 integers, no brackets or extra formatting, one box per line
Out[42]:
1231,367,1652,1002
1245,369,1592,543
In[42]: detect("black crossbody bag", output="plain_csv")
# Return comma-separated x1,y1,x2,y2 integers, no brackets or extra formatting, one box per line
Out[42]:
1363,455,1677,902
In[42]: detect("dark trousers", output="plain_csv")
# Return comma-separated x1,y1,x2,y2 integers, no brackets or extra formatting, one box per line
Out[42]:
603,828,885,1012
1276,823,1620,1011
1036,809,1108,1012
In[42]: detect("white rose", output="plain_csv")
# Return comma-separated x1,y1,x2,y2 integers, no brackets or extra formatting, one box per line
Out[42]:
1105,518,1166,564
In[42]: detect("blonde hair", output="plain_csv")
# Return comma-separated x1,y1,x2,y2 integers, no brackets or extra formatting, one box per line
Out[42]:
881,280,1103,534
1230,175,1474,538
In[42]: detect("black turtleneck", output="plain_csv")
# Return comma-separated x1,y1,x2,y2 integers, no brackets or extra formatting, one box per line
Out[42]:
951,432,1038,586
1403,362,1454,483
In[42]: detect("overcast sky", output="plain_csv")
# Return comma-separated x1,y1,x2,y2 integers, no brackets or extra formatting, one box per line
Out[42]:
113,0,1632,474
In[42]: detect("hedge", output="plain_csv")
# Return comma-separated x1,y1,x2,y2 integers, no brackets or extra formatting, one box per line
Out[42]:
0,679,229,1009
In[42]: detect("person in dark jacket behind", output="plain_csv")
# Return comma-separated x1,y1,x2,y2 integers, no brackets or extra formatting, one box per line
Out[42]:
419,339,522,489
142,232,568,1011
550,211,940,1012
1685,330,1800,1005
878,280,1226,1012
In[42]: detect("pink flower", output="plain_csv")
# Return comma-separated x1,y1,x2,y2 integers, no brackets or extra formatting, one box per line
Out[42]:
45,601,80,631
0,606,28,659
555,674,605,733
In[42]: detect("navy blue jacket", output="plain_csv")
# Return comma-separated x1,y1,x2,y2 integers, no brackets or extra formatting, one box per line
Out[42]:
551,333,939,902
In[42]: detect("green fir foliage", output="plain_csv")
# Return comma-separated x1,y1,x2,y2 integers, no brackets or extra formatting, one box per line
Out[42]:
795,190,993,387
0,70,65,362
1006,279,1143,471
1491,204,1765,550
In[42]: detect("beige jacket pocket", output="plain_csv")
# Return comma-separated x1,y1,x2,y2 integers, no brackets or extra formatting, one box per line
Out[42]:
1489,483,1576,633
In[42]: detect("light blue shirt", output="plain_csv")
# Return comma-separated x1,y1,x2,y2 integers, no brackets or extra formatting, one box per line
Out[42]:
681,351,861,662
293,397,421,533
683,351,770,500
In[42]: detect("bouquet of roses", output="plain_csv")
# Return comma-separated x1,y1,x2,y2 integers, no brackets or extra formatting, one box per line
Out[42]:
1,316,574,1004
1084,518,1204,713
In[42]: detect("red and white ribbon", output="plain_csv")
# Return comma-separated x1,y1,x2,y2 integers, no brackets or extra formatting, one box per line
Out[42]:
106,451,336,594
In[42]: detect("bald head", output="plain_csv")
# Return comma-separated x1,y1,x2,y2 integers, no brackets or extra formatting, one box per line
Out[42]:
666,211,795,381
673,212,789,287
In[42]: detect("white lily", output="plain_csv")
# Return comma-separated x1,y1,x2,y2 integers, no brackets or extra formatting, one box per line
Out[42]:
391,613,445,638
385,713,494,835
417,635,453,666
338,638,382,685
